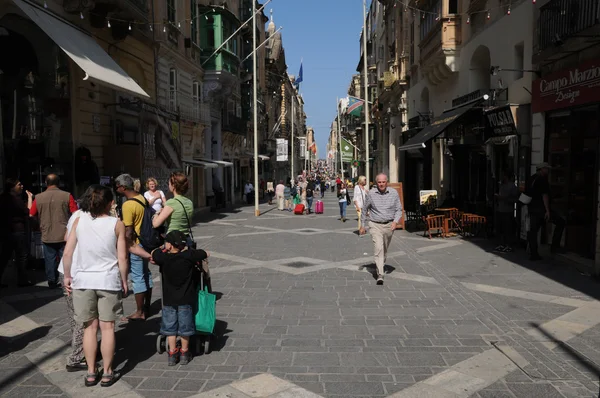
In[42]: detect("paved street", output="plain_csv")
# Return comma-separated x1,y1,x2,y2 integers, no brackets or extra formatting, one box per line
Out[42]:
1,190,600,398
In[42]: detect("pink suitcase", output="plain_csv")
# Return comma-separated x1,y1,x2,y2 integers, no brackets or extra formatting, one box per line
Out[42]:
315,200,324,214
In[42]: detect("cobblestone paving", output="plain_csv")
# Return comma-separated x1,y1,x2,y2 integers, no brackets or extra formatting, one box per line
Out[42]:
1,191,600,397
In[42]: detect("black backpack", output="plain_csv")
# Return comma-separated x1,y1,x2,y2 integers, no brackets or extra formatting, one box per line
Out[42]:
128,198,164,251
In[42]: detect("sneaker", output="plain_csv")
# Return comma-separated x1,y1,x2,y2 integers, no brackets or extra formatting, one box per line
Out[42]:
376,276,384,285
494,245,505,252
167,349,180,366
502,246,513,253
180,350,191,365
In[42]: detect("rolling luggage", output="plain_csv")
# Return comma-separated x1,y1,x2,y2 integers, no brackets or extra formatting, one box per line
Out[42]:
294,204,305,215
315,200,324,214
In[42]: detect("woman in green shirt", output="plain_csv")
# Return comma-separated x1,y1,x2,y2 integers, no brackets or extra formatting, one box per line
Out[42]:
152,172,194,240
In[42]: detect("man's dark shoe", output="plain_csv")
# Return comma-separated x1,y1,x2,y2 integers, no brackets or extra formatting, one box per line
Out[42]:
48,281,62,289
66,360,87,372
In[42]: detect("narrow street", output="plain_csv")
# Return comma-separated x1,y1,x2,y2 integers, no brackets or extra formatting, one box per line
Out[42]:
1,191,599,398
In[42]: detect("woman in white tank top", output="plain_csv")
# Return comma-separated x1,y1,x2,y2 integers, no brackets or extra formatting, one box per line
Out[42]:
62,185,128,387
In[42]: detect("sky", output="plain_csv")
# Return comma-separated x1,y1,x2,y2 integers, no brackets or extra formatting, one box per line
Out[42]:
267,0,371,160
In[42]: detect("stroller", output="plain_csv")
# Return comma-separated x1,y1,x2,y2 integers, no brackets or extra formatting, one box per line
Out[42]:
156,263,214,356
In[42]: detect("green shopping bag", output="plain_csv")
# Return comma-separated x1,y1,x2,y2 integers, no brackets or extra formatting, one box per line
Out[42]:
194,287,216,333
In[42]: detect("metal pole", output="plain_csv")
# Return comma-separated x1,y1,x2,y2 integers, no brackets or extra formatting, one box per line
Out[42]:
253,0,259,216
291,95,295,180
337,98,343,180
241,26,283,62
362,0,370,185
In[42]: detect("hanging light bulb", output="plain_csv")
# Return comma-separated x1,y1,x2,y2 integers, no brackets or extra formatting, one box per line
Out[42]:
435,14,439,21
467,16,470,24
80,11,84,19
149,24,153,31
163,25,166,32
507,5,511,15
43,0,47,8
178,21,181,28
487,10,491,19
532,0,536,3
128,23,132,31
107,19,111,28
190,19,193,25
421,12,425,19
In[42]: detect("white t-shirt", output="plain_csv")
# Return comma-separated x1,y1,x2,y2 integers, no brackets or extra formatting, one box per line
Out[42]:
58,210,86,276
244,184,254,194
339,188,347,203
144,190,165,212
353,186,366,209
72,215,121,291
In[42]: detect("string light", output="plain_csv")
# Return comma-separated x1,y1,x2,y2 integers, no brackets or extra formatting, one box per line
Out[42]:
466,16,470,24
178,21,181,28
163,25,166,32
435,14,439,21
507,5,511,15
43,0,47,8
128,23,132,30
107,20,111,28
532,0,536,3
80,11,84,19
487,10,491,19
149,24,153,31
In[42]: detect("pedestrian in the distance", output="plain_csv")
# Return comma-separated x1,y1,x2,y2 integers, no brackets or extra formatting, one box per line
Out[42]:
338,183,348,222
266,180,275,205
305,179,315,214
144,177,167,214
494,170,519,252
276,180,285,210
359,174,403,285
353,175,368,234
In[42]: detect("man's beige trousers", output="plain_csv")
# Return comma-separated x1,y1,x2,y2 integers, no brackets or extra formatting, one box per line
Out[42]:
369,221,394,276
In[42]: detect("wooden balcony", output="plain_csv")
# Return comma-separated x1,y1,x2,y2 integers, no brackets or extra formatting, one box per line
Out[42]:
418,16,461,85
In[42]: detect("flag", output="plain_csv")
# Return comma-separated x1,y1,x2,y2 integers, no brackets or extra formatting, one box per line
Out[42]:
295,62,303,86
346,96,364,117
309,142,316,154
341,138,353,162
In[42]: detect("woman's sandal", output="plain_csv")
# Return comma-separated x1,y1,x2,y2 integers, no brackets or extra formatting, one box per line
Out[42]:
84,369,102,387
100,371,121,387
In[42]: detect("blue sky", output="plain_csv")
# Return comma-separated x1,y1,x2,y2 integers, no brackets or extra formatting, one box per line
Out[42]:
267,0,370,159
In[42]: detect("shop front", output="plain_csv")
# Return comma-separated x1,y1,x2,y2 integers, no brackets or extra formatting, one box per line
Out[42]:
532,60,600,259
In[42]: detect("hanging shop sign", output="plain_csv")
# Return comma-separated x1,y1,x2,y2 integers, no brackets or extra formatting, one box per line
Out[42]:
276,138,288,161
532,59,600,113
484,105,518,136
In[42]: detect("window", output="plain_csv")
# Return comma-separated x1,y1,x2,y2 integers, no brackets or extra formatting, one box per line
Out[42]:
514,42,524,80
169,68,178,112
191,0,197,44
448,0,458,14
167,0,176,24
420,0,442,41
192,81,200,118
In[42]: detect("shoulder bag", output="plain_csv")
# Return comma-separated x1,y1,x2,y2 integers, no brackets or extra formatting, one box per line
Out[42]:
175,198,196,250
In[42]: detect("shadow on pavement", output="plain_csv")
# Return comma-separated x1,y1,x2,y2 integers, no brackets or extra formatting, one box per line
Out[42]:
529,322,600,397
0,325,52,360
358,264,396,279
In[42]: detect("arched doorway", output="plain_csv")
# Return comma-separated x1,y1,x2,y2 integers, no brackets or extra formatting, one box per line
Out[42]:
469,45,491,93
0,14,72,193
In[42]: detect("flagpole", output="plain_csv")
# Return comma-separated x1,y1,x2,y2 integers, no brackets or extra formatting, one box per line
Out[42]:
291,91,295,181
337,98,343,180
362,0,370,185
253,0,259,217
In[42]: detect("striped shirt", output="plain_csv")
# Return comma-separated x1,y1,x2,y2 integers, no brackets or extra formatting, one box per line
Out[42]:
361,187,403,225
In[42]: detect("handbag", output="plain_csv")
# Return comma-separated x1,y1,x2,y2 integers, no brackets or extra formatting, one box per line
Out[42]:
519,176,537,205
175,198,196,249
194,286,216,333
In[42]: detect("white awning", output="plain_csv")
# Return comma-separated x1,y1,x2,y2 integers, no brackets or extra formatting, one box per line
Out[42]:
13,0,150,98
193,158,234,168
259,155,270,160
182,159,218,169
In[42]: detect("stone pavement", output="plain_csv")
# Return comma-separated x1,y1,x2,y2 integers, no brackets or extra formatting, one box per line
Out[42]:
1,190,600,397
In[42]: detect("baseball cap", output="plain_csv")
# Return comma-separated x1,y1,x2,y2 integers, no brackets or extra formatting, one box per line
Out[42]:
536,162,552,170
165,230,187,249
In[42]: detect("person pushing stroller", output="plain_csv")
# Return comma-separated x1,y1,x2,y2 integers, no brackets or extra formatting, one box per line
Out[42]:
151,231,209,366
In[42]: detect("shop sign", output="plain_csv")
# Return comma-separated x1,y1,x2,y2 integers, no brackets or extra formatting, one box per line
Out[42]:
485,105,517,136
276,138,288,162
532,59,600,113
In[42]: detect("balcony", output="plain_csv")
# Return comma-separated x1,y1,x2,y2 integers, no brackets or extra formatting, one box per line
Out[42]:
419,17,461,86
222,111,247,135
537,0,600,57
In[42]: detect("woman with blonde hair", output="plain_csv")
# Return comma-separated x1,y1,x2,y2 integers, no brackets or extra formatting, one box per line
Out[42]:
353,175,368,234
143,177,166,213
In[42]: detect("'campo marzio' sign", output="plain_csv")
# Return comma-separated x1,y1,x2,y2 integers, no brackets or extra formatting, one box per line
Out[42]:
532,60,600,113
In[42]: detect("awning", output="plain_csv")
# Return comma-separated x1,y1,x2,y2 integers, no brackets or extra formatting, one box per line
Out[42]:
485,135,517,145
193,158,234,167
259,155,270,160
399,102,479,151
182,159,218,169
13,0,149,98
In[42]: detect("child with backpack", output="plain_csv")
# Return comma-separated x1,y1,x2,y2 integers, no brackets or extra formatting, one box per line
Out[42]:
151,230,209,366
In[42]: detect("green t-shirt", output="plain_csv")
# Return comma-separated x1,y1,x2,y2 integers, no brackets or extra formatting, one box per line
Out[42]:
166,195,194,234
